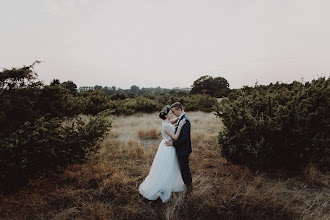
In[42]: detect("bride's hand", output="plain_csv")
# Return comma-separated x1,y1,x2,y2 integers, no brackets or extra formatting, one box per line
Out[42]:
178,118,186,128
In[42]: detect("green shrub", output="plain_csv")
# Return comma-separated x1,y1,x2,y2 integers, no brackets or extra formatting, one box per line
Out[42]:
37,85,88,118
0,63,114,191
134,96,157,113
81,90,112,115
0,109,112,191
0,63,43,138
181,94,218,112
214,77,330,170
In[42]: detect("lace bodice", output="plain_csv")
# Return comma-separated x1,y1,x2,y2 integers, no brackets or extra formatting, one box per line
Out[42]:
161,122,175,141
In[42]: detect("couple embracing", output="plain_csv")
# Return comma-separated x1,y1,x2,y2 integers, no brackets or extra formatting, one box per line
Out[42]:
139,102,193,203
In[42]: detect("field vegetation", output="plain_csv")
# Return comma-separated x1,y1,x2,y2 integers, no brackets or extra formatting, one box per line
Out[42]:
1,63,329,219
0,112,329,219
214,77,329,170
0,63,220,190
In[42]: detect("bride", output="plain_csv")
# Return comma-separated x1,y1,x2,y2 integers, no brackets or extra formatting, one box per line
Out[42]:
139,105,186,203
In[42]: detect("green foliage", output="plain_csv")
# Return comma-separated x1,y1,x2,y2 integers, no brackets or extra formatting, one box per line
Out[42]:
109,96,157,115
0,110,112,190
0,63,113,191
80,84,190,96
75,75,223,114
103,93,218,115
131,96,157,113
37,84,88,118
110,93,128,100
190,75,230,97
130,85,140,94
214,77,330,170
61,80,78,93
0,61,42,91
81,90,112,115
0,63,225,191
180,94,218,112
0,62,43,138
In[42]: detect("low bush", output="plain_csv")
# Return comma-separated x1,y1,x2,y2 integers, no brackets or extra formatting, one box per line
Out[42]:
81,90,112,115
181,94,218,112
0,110,112,191
37,85,88,118
214,77,330,170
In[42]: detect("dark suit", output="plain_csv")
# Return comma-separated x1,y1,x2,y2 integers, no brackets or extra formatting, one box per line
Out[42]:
173,114,192,186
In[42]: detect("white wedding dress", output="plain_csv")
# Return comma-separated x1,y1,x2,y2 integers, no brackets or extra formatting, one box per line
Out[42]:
139,122,184,203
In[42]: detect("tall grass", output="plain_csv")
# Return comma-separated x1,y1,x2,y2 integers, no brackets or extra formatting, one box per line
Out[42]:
0,112,329,219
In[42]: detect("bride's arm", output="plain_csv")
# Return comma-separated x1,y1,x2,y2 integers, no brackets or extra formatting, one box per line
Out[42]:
170,117,179,124
165,119,186,141
170,110,185,124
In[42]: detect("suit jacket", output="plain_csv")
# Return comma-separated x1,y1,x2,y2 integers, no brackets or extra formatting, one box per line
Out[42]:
173,114,192,156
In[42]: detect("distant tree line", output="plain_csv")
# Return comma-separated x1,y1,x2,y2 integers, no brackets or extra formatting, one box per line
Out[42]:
78,74,230,98
79,85,190,96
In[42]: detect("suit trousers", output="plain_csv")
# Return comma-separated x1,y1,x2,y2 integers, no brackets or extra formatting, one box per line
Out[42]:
177,155,192,186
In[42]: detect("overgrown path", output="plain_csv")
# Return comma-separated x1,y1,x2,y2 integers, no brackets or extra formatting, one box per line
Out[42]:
0,112,329,219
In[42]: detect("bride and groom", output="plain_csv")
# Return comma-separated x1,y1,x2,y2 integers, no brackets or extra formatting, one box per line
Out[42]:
139,102,193,203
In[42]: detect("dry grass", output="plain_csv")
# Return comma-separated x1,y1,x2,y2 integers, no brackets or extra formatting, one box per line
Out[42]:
138,127,161,140
0,112,329,220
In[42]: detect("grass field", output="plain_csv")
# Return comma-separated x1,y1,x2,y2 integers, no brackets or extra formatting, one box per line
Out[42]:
0,112,329,219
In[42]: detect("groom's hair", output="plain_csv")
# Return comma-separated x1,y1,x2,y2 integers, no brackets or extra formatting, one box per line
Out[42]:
171,102,183,110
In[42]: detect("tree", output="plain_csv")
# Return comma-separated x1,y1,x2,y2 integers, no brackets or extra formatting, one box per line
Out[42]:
0,61,42,137
190,75,230,97
130,85,140,94
62,81,77,93
50,79,60,86
154,86,163,94
94,85,103,91
0,60,42,96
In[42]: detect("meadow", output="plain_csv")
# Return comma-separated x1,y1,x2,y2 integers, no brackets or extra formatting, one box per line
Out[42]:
0,111,329,219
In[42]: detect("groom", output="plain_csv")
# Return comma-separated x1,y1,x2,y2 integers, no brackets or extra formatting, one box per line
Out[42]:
165,102,193,191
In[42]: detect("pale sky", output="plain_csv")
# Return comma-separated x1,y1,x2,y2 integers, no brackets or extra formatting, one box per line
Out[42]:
1,0,329,89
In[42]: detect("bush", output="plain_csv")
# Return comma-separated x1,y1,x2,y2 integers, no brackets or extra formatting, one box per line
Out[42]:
181,94,218,112
0,63,113,191
214,77,330,170
81,90,112,115
37,85,88,118
0,63,43,138
0,109,112,191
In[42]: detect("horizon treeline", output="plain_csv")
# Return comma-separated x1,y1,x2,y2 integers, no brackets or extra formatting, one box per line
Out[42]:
79,85,191,96
78,75,231,97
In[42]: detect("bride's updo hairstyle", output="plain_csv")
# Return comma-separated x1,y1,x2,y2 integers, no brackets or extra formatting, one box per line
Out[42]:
159,105,171,120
